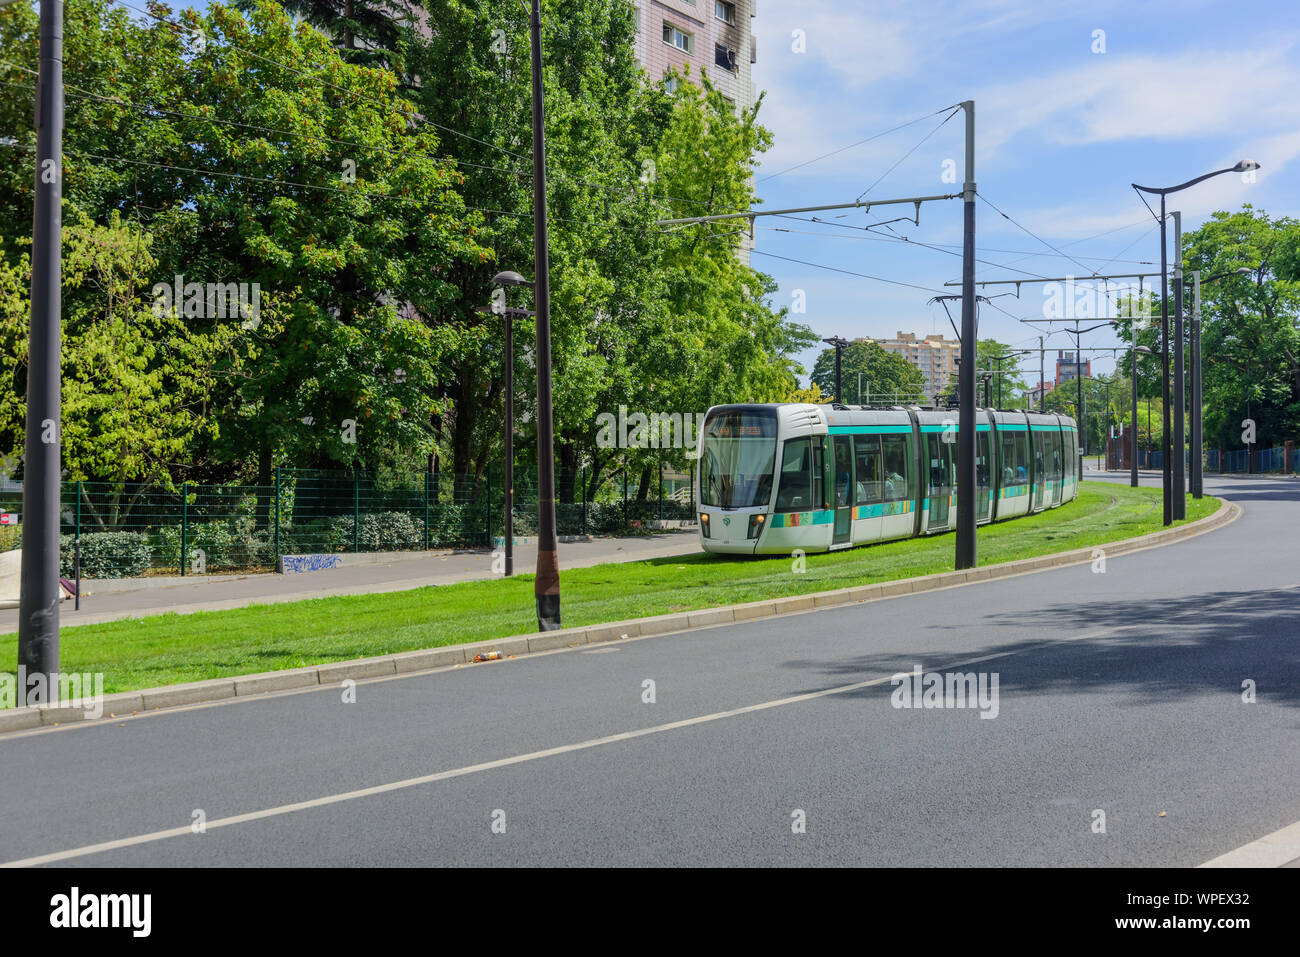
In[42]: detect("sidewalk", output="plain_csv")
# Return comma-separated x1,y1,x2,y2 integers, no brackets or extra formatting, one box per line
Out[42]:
0,531,703,631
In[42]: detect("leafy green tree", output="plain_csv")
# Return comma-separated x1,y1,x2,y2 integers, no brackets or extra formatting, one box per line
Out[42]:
1182,206,1300,451
938,338,1029,407
812,340,925,405
0,213,238,523
1,0,491,486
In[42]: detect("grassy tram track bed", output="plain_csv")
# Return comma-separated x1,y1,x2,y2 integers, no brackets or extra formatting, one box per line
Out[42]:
1,482,1218,696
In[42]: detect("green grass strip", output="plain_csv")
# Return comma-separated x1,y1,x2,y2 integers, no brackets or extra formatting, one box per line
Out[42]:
0,482,1219,696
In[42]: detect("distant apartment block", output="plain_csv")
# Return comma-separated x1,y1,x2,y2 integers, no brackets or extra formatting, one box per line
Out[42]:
631,1,756,111
866,331,962,401
1055,350,1090,385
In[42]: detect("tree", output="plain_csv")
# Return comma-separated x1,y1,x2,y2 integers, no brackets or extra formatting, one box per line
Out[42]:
1182,206,1300,451
939,338,1029,407
0,213,237,523
0,0,491,485
810,340,925,404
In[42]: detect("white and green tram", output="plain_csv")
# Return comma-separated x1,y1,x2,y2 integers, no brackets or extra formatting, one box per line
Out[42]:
697,403,1079,555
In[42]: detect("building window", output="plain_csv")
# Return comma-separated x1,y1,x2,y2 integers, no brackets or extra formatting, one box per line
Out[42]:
663,22,694,54
664,74,680,93
714,43,736,71
715,0,736,24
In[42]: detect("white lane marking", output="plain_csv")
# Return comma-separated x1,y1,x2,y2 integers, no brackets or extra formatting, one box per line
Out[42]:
3,647,1026,868
1199,819,1300,868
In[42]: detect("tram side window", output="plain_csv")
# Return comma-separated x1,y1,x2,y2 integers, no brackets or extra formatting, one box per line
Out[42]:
880,434,910,502
775,438,813,512
1001,431,1029,485
1050,433,1063,482
1000,432,1017,485
853,435,882,504
976,433,990,491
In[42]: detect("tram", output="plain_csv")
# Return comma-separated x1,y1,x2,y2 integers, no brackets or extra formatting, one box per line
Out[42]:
697,403,1078,554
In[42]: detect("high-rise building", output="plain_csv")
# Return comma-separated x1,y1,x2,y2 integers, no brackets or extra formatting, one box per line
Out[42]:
1055,351,1090,385
630,1,757,112
867,331,962,401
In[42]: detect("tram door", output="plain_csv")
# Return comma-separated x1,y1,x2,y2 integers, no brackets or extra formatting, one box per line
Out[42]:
976,431,992,522
832,436,853,546
926,433,953,530
1050,432,1064,506
1032,431,1047,509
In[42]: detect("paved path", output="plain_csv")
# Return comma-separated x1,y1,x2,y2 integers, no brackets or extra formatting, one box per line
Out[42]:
1,473,1296,866
0,532,703,630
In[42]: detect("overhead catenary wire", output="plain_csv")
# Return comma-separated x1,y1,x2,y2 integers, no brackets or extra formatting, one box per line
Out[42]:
855,107,961,202
756,103,961,184
975,191,1097,276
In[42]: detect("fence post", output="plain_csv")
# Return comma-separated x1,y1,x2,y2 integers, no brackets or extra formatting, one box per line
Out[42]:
622,458,628,527
690,464,695,514
353,472,360,552
180,482,188,576
580,465,587,534
75,480,82,605
485,467,492,547
274,467,281,569
424,470,431,550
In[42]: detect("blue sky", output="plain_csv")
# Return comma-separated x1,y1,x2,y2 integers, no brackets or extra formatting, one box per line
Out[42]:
748,0,1300,386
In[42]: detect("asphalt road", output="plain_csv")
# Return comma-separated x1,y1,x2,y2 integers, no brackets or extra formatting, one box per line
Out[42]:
2,472,1297,866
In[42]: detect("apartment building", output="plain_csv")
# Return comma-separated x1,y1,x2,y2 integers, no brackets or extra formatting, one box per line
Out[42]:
868,332,962,401
1054,351,1090,385
631,1,756,111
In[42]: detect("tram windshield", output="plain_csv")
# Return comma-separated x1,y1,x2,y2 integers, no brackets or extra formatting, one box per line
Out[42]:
700,408,777,509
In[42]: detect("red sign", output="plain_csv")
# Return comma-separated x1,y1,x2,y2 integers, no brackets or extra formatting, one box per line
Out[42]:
0,512,16,525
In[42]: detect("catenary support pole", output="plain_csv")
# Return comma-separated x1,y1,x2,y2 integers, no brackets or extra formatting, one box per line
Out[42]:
955,99,977,570
1171,212,1185,519
18,0,64,700
530,0,561,629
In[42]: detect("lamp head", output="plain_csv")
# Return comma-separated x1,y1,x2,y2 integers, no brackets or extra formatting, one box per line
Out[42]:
492,270,532,287
1232,159,1260,173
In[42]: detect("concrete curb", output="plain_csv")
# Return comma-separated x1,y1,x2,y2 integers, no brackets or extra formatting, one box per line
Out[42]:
0,497,1239,736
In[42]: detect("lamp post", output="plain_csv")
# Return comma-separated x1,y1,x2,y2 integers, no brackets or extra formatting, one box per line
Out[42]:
822,336,848,403
1131,345,1152,485
484,271,537,578
1132,159,1259,525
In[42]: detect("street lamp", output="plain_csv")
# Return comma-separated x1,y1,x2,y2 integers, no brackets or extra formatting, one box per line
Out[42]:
1183,266,1253,497
481,270,537,579
1132,159,1259,525
822,336,849,403
1130,345,1152,486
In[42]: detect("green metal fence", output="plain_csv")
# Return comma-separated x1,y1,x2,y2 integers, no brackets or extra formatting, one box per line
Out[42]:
0,461,698,579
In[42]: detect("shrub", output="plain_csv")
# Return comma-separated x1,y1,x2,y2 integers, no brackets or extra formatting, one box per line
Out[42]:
330,511,426,552
157,517,272,570
59,531,152,578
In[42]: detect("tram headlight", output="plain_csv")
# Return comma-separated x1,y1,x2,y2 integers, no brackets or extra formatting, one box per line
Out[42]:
700,512,710,538
748,513,766,540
